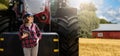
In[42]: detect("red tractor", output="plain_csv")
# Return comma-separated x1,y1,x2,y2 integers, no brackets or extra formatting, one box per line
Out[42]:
7,0,50,32
0,0,79,56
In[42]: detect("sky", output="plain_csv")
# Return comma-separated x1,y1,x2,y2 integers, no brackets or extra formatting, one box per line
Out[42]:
69,0,120,24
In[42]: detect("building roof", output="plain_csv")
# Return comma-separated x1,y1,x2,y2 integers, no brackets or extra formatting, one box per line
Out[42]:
92,24,120,31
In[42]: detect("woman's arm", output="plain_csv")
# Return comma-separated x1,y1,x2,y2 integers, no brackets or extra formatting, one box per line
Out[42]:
35,24,42,39
18,25,28,40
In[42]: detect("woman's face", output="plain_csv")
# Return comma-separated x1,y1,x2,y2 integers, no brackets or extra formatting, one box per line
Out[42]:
27,16,34,23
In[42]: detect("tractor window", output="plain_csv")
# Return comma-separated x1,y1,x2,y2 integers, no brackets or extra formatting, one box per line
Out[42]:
24,0,45,14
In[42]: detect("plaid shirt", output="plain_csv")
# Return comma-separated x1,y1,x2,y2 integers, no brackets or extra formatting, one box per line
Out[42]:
19,23,41,48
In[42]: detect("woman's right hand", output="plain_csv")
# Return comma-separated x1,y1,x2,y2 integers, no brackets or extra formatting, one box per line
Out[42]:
22,33,28,39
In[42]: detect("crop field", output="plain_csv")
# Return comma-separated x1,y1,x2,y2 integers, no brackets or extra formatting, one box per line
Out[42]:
79,38,120,56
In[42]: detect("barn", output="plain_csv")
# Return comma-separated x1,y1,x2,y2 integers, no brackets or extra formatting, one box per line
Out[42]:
92,24,120,39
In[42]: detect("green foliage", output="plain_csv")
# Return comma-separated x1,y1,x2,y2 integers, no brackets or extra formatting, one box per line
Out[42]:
0,0,9,6
0,3,8,10
50,0,58,17
78,3,99,38
50,1,100,38
80,3,97,11
0,0,9,10
100,19,112,24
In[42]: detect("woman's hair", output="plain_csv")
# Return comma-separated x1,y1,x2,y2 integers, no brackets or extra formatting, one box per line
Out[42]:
23,17,29,24
23,13,33,24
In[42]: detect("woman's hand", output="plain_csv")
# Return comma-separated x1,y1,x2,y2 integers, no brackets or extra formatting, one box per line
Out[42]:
22,33,28,39
36,38,40,43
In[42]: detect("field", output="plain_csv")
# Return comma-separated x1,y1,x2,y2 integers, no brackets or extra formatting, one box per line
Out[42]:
79,38,120,56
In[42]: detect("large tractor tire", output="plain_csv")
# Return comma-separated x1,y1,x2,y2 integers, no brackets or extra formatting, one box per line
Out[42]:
0,10,18,33
0,16,9,33
52,16,79,56
7,9,19,32
0,10,9,33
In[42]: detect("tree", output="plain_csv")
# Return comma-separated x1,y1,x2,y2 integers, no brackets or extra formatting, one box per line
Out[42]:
50,0,57,17
80,3,97,11
78,3,99,38
100,19,112,24
0,0,9,10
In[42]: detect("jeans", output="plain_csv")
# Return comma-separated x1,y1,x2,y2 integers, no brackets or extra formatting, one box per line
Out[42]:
23,43,39,56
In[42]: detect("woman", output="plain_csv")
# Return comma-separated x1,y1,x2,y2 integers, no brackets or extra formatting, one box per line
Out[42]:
19,13,42,56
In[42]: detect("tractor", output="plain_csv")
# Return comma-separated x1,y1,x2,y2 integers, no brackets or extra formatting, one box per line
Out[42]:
0,0,79,56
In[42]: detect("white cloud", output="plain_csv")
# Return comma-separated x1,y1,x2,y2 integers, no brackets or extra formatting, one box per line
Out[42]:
116,17,120,20
68,0,104,9
99,16,109,21
105,8,120,21
119,8,120,13
68,0,94,9
93,0,104,9
69,0,120,23
107,9,117,16
94,0,120,23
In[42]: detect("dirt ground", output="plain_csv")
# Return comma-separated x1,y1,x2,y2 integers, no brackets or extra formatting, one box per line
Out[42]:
79,38,120,56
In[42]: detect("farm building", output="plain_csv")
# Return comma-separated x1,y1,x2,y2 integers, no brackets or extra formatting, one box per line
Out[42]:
92,24,120,39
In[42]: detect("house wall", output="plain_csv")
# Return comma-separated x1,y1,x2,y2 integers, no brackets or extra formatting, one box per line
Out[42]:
92,31,120,39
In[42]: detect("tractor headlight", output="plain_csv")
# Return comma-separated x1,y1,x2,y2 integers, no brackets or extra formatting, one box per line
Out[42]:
40,14,47,20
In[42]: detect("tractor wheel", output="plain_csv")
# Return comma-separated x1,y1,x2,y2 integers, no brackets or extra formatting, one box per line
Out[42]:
7,10,19,31
53,16,79,56
0,10,10,33
0,16,9,33
0,10,18,33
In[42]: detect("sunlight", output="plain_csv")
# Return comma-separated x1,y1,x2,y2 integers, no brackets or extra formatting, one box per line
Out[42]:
68,0,93,9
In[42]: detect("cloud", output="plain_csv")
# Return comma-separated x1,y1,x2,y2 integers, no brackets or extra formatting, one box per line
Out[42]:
107,9,117,16
99,16,109,21
68,0,94,9
69,0,120,23
94,0,120,23
93,0,104,8
119,8,120,13
105,8,120,21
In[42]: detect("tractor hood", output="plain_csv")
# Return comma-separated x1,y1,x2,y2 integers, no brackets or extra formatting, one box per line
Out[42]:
24,0,45,14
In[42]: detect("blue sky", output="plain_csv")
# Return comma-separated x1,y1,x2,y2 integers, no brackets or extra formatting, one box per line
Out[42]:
95,0,120,23
69,0,120,23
